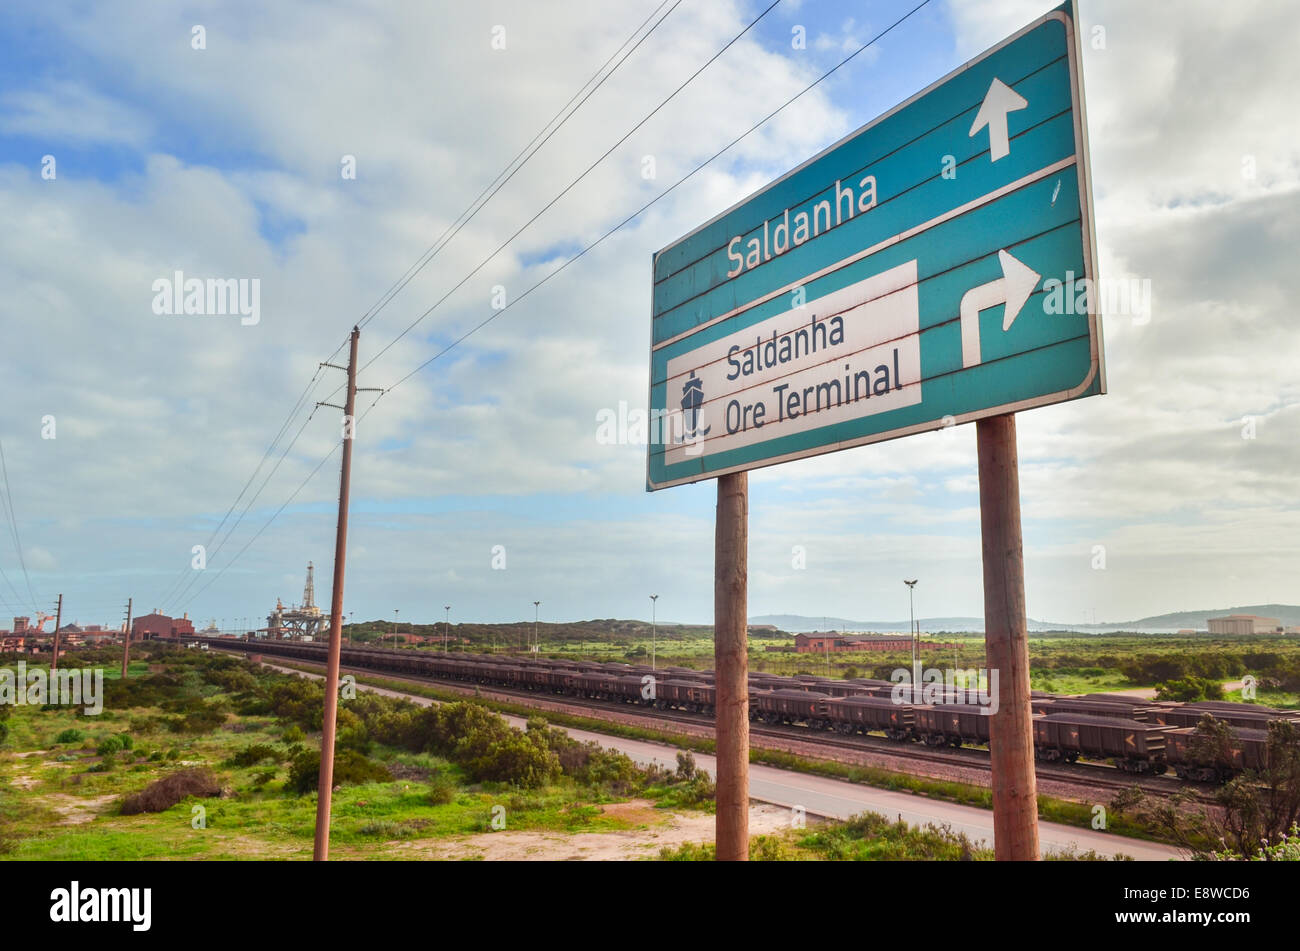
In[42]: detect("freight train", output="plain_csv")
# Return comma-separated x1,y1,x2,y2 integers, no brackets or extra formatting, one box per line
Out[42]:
196,637,1300,784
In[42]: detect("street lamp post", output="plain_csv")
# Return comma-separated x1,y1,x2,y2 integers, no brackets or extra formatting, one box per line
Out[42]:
533,601,540,655
904,580,918,701
444,605,450,652
650,595,658,671
393,609,398,650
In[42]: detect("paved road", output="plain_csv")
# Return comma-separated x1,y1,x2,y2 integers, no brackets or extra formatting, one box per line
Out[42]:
265,662,1185,860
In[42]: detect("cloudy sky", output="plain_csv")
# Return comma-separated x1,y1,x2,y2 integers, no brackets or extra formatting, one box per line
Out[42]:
0,0,1296,631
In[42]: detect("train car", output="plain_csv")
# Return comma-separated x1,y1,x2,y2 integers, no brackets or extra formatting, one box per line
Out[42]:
1164,726,1272,782
824,696,914,740
1148,703,1298,731
1079,693,1150,705
912,704,992,747
575,671,642,703
1031,698,1155,722
656,679,717,715
1032,713,1169,773
751,689,831,727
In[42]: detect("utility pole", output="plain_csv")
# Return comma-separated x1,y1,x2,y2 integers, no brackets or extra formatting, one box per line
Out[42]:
533,601,540,655
905,579,918,702
444,605,450,652
51,593,63,674
714,471,748,862
650,594,658,670
312,326,381,862
976,414,1039,860
121,598,132,679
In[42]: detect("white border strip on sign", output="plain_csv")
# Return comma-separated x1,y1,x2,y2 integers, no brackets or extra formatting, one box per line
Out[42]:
647,6,1101,490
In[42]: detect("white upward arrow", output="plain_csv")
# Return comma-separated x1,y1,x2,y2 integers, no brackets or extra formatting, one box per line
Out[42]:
959,249,1040,368
969,77,1028,162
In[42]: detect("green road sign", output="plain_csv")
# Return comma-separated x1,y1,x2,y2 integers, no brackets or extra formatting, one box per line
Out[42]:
647,0,1101,491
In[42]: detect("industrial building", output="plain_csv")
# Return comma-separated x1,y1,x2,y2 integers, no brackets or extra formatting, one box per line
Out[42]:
794,633,957,653
131,611,197,639
1207,614,1282,635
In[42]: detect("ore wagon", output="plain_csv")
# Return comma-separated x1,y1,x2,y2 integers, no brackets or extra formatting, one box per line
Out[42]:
751,689,831,727
912,704,993,747
1164,726,1271,782
825,695,914,740
1032,713,1169,773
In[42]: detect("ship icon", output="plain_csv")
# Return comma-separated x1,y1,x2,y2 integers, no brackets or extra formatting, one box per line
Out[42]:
680,370,711,441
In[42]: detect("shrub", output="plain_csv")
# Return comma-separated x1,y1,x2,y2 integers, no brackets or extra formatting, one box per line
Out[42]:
252,768,278,787
120,768,222,815
427,773,456,805
167,708,226,733
463,732,560,788
288,749,392,795
358,820,414,838
96,735,125,756
282,725,304,744
228,743,281,768
55,729,84,744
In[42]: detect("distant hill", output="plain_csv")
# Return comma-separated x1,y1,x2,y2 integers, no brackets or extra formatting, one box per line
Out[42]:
1119,604,1300,630
751,614,1054,633
751,605,1300,634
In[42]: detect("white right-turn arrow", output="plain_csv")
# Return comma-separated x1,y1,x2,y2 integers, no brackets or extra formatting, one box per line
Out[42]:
969,77,1028,162
959,249,1040,368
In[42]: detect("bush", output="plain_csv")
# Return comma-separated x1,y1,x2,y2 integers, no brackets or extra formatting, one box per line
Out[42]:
252,768,278,787
1155,676,1225,703
427,773,456,805
54,729,84,744
96,735,125,756
464,731,559,788
288,749,392,795
120,768,222,815
167,708,226,733
228,743,280,767
282,725,305,744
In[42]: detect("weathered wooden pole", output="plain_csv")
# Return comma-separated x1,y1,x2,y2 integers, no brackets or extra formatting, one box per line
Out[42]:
51,593,62,674
976,413,1039,860
714,470,749,861
313,327,359,862
120,598,132,679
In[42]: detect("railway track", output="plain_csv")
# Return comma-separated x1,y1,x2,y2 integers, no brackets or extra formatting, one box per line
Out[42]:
214,643,1215,803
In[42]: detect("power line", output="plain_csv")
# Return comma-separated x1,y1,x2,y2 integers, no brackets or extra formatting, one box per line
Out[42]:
0,438,39,612
383,0,936,395
356,0,682,334
151,336,350,610
344,0,785,390
159,2,683,612
175,0,935,611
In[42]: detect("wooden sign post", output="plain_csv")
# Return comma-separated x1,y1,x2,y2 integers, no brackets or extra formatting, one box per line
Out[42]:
714,471,749,861
976,414,1039,860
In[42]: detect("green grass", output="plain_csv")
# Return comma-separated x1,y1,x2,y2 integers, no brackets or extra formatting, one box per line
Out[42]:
0,662,686,860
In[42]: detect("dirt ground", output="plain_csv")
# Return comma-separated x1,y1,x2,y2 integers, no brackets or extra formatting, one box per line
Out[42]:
384,801,798,861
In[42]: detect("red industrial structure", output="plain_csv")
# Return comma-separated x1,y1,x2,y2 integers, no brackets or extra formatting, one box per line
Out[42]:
794,633,957,653
131,611,196,640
